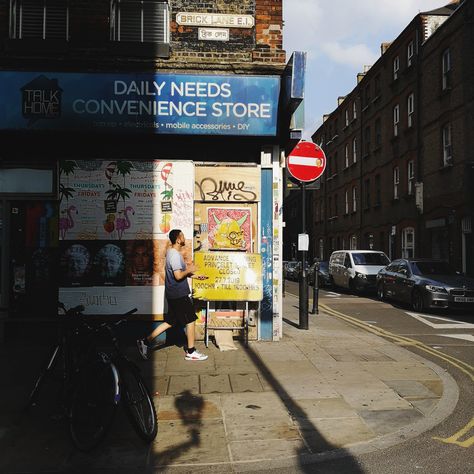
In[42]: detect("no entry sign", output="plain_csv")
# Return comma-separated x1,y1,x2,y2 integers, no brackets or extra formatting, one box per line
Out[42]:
287,141,327,182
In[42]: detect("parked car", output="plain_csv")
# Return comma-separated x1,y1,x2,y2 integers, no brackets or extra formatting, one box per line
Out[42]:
376,258,474,312
329,250,390,292
308,260,331,287
285,261,300,281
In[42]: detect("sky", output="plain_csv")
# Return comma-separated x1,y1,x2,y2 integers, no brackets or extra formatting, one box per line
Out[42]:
282,0,451,139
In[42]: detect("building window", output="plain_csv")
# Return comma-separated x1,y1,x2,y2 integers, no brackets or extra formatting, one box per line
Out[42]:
345,144,350,168
345,109,349,127
364,126,371,155
374,74,381,98
402,227,415,258
393,56,400,80
352,137,357,163
407,93,414,128
364,178,371,209
407,160,415,195
375,118,381,146
375,174,381,206
442,123,452,166
393,166,400,199
393,104,400,137
9,0,69,40
352,186,357,212
407,40,414,67
334,193,338,217
350,234,357,250
442,48,451,90
353,101,357,120
111,0,170,45
345,189,349,214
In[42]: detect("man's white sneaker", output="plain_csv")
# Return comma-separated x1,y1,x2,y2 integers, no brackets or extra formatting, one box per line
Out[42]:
185,350,208,361
136,339,149,360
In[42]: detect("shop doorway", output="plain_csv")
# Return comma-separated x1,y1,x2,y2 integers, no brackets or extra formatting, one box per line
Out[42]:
7,201,58,317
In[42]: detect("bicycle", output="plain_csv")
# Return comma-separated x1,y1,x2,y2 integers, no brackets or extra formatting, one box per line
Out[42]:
26,302,158,451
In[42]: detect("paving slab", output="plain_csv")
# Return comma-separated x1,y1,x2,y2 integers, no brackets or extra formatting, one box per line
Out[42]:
229,438,307,462
359,408,424,435
200,373,232,394
228,372,264,393
168,375,200,396
384,379,439,400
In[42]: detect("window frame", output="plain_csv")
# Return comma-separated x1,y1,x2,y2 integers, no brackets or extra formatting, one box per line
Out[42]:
393,104,400,137
442,48,451,90
402,227,415,259
352,137,357,163
407,40,414,67
345,143,350,168
393,166,400,200
393,55,400,80
407,160,415,195
345,189,349,215
352,185,357,213
442,123,452,166
407,93,414,128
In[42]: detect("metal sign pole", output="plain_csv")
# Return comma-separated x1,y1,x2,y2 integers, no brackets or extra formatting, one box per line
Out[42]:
299,182,309,329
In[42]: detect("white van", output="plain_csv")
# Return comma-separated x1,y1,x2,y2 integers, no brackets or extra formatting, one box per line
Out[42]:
329,250,390,292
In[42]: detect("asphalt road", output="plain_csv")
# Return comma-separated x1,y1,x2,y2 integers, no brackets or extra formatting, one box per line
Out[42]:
276,280,473,474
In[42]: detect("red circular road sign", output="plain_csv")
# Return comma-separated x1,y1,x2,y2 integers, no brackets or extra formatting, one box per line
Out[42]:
287,141,327,182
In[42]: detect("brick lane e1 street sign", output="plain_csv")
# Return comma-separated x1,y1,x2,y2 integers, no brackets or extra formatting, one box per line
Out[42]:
286,141,327,182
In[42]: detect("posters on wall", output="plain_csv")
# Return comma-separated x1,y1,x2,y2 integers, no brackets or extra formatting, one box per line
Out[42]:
58,160,194,315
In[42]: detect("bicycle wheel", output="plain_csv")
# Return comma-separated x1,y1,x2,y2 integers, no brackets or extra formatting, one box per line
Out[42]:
120,361,157,442
69,356,119,451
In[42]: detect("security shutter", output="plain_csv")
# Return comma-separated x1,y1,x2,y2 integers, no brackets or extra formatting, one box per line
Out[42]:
11,0,68,40
113,0,169,43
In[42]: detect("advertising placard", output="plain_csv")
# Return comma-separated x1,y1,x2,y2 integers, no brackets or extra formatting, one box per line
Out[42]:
192,252,263,301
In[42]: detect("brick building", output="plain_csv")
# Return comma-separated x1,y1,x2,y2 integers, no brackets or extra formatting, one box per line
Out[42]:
289,0,472,276
0,1,296,341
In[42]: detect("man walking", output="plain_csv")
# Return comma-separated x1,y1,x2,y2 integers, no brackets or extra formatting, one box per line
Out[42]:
136,229,208,361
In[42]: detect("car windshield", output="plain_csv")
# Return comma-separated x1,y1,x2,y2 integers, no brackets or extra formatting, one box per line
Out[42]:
412,261,454,276
318,261,328,271
352,253,390,266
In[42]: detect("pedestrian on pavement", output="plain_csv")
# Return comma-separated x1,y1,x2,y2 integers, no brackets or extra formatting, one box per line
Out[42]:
137,228,208,361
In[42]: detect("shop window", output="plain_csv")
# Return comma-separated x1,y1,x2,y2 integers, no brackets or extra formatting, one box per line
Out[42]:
393,104,400,137
110,0,170,55
442,48,451,90
393,166,400,200
407,160,415,195
402,227,415,258
9,0,69,40
442,123,452,166
407,93,414,128
393,56,400,80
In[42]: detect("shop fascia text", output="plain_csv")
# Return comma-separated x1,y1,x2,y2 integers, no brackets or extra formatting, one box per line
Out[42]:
72,79,271,119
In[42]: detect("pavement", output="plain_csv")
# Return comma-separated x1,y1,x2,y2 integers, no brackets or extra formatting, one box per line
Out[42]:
0,293,458,474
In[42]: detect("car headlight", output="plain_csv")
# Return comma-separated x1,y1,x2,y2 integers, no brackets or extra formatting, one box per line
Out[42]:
425,284,448,293
356,272,368,279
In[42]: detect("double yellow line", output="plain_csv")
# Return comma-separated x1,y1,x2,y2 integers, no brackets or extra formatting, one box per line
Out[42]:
320,303,474,448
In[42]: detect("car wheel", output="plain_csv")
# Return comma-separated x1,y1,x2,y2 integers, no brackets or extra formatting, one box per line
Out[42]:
412,289,424,312
349,279,356,293
377,283,385,301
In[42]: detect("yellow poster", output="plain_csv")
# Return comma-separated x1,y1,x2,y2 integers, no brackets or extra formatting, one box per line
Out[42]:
192,252,263,301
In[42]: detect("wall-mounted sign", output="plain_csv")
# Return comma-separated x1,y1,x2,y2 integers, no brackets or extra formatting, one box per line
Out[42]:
0,71,280,136
198,28,229,41
176,12,254,28
192,252,263,301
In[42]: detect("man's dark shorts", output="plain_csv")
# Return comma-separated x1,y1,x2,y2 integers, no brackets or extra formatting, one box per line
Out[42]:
165,296,197,327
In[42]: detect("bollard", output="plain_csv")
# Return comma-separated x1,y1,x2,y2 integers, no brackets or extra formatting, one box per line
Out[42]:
310,263,319,315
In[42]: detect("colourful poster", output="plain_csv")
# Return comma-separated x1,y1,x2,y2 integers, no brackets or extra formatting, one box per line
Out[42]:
58,160,194,316
207,207,251,251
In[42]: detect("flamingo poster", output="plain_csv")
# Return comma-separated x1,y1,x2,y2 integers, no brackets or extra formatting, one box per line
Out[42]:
58,159,194,315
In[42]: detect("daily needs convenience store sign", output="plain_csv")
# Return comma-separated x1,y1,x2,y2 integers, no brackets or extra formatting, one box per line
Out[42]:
0,71,280,136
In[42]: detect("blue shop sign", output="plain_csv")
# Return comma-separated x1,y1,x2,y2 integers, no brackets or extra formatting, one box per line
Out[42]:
0,72,280,136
